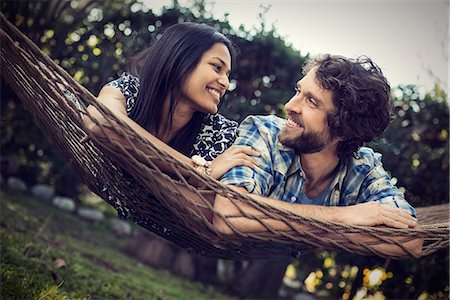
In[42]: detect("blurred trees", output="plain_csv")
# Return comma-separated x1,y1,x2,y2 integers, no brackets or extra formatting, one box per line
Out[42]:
1,0,304,192
1,0,448,299
284,248,449,299
370,84,449,207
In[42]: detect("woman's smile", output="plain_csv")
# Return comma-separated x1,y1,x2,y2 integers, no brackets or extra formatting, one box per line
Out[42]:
206,87,221,102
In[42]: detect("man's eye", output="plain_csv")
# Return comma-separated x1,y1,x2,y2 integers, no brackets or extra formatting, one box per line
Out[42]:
307,97,317,107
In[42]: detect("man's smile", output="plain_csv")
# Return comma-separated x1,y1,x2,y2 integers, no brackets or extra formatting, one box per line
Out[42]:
286,117,304,129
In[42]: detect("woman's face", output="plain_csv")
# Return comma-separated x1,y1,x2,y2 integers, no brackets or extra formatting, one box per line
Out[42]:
180,42,232,114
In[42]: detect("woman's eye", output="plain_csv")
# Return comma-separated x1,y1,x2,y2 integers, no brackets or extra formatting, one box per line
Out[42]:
212,64,221,72
294,87,300,95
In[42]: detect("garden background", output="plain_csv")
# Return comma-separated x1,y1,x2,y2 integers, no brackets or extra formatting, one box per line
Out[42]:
1,0,448,299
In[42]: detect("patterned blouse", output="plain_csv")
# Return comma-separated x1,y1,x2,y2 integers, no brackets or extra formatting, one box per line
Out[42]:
107,72,238,161
64,73,238,247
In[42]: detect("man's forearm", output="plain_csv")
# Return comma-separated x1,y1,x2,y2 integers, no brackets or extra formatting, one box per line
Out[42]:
214,186,417,228
212,189,423,258
213,192,338,234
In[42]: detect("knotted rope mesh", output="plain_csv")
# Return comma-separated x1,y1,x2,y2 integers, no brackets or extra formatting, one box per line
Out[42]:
1,14,448,259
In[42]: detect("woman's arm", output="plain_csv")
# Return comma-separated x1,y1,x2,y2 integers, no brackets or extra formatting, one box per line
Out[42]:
83,86,259,180
83,86,196,173
212,187,423,258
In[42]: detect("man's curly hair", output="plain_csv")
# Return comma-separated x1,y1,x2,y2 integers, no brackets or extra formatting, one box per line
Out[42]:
303,54,393,159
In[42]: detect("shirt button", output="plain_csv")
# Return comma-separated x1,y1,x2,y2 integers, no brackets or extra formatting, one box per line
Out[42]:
334,190,340,197
290,196,297,202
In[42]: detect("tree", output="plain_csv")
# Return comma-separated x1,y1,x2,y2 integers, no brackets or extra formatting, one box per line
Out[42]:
1,1,306,297
370,84,449,207
1,0,305,189
1,1,448,299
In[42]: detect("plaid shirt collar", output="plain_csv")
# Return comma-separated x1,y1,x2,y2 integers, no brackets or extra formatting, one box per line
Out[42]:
274,136,348,205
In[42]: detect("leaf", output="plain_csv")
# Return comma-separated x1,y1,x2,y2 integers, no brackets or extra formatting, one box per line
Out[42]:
53,258,67,268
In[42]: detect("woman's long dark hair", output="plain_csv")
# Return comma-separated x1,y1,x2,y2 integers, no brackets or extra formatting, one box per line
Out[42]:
128,22,237,156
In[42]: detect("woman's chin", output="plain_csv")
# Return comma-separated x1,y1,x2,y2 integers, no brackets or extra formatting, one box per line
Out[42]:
203,105,218,114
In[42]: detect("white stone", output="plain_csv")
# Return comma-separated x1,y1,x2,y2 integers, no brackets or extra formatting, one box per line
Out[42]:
7,177,27,192
52,196,76,212
77,207,105,222
109,219,132,236
31,184,55,201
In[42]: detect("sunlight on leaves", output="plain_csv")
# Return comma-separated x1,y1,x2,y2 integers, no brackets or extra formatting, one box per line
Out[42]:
285,264,296,280
86,35,98,47
92,48,102,56
363,267,387,288
323,257,335,268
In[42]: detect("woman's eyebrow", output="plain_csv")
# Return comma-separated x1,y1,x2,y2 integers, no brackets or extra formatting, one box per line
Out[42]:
212,57,231,73
213,57,226,65
213,57,229,67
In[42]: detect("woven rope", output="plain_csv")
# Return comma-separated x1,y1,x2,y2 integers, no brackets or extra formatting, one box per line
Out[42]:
1,14,448,259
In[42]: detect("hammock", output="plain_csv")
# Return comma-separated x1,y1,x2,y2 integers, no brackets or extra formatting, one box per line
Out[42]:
1,14,448,260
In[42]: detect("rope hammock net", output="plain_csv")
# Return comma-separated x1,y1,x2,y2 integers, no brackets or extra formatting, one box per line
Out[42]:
1,14,448,260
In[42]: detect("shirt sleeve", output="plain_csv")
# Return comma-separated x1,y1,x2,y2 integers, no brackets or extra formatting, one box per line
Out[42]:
106,72,140,114
359,154,417,217
220,116,275,196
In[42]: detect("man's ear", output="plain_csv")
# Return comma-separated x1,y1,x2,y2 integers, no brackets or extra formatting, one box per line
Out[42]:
336,135,346,142
330,136,344,148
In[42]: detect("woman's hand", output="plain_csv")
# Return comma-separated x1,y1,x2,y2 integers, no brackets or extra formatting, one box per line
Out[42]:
209,145,260,179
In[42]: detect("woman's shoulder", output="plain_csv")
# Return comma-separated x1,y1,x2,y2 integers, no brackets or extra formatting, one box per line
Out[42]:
106,72,140,113
203,113,238,130
107,72,140,89
192,114,238,160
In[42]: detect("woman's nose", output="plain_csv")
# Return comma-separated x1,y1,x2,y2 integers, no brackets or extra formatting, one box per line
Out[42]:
218,74,230,90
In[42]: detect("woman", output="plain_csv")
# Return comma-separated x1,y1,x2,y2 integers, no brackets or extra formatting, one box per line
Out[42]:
85,22,259,178
83,22,259,218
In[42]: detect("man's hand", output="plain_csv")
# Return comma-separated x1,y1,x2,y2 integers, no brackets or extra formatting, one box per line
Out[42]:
332,201,418,229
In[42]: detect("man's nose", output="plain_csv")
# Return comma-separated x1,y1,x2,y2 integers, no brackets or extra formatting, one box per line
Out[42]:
285,95,302,114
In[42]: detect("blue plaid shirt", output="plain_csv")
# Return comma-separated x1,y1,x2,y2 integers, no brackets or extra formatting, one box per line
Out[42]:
221,115,416,217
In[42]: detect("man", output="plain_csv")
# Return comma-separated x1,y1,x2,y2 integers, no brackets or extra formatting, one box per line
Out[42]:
213,54,422,257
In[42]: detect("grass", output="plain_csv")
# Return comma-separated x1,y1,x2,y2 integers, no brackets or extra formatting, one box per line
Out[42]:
0,190,229,299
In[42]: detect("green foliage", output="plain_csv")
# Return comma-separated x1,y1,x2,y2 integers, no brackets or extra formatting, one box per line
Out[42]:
0,88,63,186
370,84,449,206
283,249,449,299
0,0,305,190
1,1,448,299
0,191,228,299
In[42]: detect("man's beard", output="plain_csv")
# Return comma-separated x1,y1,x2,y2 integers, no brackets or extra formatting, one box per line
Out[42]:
279,128,333,154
